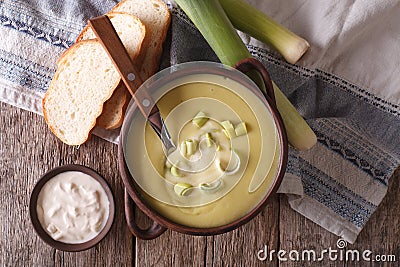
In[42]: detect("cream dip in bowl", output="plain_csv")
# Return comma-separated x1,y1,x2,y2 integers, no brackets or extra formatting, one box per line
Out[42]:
119,60,287,239
30,164,115,251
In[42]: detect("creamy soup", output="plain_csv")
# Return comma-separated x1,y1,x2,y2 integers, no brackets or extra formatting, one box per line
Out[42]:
125,73,281,228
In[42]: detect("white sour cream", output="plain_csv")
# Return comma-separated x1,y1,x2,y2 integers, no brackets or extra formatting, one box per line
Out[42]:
36,171,110,244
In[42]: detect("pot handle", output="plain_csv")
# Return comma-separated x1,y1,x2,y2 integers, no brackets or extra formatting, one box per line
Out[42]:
124,188,167,240
233,58,276,106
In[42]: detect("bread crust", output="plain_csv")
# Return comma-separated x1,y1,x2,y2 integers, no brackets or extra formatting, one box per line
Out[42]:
75,12,147,130
44,1,171,144
96,82,131,129
111,0,171,79
98,0,171,129
43,40,121,145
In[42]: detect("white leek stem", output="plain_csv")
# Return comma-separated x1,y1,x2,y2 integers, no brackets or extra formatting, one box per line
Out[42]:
219,0,310,64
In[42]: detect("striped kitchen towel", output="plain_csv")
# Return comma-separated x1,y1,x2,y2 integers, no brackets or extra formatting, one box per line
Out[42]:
168,2,399,243
1,0,399,243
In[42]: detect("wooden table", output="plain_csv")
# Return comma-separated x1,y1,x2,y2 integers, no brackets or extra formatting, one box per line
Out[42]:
1,102,399,266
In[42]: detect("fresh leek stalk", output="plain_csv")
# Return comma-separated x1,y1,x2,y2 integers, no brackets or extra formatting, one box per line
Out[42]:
175,0,251,66
174,0,316,150
273,82,317,150
173,0,263,89
219,0,310,64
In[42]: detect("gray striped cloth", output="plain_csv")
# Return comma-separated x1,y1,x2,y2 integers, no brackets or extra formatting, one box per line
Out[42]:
1,0,398,243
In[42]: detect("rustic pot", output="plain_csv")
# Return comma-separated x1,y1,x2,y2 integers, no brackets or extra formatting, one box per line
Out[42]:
119,58,288,239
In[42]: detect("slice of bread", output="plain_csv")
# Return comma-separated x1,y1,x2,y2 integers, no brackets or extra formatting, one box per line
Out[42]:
76,12,147,129
76,12,146,64
44,1,171,144
73,2,170,130
96,82,130,129
111,0,171,80
91,1,171,130
95,82,130,129
42,40,121,145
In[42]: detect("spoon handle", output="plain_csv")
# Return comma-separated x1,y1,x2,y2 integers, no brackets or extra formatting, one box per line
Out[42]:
88,15,156,119
88,15,175,151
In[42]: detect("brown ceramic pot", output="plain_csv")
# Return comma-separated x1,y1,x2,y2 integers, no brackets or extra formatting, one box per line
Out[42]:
119,58,288,240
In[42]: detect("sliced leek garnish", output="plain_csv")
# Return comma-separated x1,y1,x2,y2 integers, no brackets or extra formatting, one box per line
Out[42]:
192,111,209,128
217,150,240,175
200,179,222,191
174,183,193,196
221,120,236,139
171,164,184,177
205,132,214,147
185,139,198,157
234,122,247,136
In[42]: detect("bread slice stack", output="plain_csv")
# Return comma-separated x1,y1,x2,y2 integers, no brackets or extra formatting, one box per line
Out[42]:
112,0,171,80
42,40,122,145
95,0,171,129
42,0,170,145
76,12,147,130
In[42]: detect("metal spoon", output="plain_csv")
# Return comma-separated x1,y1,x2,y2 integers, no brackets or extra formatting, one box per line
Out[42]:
88,15,175,152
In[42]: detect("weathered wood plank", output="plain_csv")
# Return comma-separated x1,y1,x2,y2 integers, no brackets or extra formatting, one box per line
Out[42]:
278,194,345,267
134,207,208,266
345,170,400,267
136,231,207,266
0,103,133,266
2,102,399,267
211,193,280,267
134,180,280,267
1,104,56,267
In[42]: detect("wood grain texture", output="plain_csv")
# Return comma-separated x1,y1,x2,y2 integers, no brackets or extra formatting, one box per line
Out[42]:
134,207,208,266
1,103,399,267
279,194,346,267
0,103,133,266
211,194,280,267
133,188,280,266
345,170,400,267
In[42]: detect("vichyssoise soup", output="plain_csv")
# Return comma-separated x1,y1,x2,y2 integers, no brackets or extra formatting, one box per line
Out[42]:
124,73,280,228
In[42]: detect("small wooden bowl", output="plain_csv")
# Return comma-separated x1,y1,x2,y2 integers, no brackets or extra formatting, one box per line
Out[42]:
29,164,115,252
